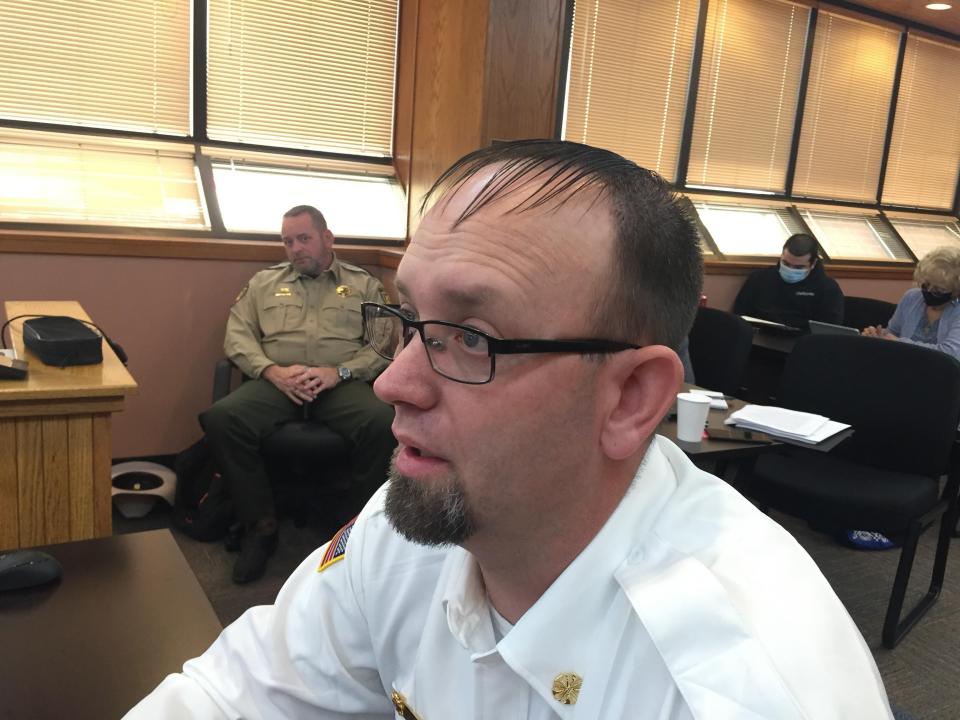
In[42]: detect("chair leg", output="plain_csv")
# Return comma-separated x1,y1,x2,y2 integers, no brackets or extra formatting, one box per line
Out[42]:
882,509,954,648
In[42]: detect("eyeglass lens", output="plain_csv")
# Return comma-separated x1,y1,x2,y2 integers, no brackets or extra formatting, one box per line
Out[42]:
364,305,493,383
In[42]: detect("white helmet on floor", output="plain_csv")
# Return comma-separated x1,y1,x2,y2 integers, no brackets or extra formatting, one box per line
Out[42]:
111,461,177,519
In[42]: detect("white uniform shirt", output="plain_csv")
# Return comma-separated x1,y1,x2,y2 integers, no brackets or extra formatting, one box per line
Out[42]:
126,437,892,719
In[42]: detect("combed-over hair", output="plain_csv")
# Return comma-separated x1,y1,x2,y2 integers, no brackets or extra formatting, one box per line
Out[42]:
419,140,703,349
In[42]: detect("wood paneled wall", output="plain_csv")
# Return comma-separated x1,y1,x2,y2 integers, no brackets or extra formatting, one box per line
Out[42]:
483,0,568,144
396,0,567,235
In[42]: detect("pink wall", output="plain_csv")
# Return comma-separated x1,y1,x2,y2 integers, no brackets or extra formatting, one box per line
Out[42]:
1,252,395,458
0,251,905,459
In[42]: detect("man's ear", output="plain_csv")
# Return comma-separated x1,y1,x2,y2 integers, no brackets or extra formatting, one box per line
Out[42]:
599,346,683,461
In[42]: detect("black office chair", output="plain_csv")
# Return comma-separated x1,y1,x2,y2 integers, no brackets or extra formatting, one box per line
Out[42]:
743,334,960,648
843,296,897,331
212,358,352,527
688,306,754,397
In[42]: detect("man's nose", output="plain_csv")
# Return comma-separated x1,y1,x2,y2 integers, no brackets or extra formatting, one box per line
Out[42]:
373,329,436,409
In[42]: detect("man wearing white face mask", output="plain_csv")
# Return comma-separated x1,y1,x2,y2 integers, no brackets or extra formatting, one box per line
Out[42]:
733,233,844,330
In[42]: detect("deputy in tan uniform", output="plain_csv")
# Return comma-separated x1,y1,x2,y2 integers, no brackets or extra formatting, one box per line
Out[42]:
201,204,395,584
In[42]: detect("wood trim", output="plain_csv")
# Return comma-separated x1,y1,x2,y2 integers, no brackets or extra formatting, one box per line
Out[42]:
393,0,419,196
0,228,913,280
0,418,18,549
68,415,95,540
0,395,133,421
705,258,916,280
92,414,113,537
0,229,404,265
16,418,44,547
42,416,71,545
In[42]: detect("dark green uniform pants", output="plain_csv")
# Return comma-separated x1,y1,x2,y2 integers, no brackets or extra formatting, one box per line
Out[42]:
200,379,395,526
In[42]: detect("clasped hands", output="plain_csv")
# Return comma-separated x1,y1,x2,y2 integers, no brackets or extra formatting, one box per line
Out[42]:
861,325,898,340
262,364,340,405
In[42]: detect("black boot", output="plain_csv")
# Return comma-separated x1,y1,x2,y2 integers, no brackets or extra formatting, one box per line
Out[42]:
224,522,244,553
232,517,278,584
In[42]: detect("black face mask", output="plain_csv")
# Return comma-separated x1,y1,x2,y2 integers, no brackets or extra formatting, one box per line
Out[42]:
921,287,953,307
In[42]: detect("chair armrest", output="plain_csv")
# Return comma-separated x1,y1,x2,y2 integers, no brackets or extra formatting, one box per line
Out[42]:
212,357,237,403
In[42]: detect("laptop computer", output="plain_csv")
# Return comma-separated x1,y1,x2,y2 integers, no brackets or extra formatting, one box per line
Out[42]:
739,315,802,335
808,319,860,336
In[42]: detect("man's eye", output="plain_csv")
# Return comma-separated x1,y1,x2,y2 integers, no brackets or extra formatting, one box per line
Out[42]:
457,329,486,353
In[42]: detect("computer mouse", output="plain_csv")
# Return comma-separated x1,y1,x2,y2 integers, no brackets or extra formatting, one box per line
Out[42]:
0,549,62,591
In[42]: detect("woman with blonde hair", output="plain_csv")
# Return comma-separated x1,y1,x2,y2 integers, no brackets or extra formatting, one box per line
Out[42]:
851,245,960,550
863,244,960,360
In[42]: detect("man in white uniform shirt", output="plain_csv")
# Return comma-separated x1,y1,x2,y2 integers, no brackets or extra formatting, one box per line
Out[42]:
127,141,892,718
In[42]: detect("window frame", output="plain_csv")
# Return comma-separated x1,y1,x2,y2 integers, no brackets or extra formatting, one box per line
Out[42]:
0,0,404,246
559,0,960,275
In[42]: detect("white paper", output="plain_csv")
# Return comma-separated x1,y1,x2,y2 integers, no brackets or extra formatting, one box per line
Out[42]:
727,405,828,438
689,388,728,410
725,404,850,444
0,348,16,360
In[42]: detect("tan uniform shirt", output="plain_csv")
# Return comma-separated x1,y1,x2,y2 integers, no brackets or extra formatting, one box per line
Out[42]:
225,255,389,382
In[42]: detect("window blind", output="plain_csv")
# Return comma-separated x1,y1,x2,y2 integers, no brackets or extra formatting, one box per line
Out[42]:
0,0,190,135
882,34,960,210
687,0,808,193
0,130,206,229
792,10,901,202
886,213,960,259
798,206,910,261
563,0,700,181
207,0,398,157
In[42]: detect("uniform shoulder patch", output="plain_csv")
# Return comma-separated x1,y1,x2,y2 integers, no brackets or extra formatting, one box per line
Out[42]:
233,284,249,304
317,516,357,572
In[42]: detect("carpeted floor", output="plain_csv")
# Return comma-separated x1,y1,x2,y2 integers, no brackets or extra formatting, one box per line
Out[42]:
117,500,960,719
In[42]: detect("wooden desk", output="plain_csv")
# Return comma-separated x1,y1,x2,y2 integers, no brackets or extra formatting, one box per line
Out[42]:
659,392,778,461
0,530,221,720
0,301,137,550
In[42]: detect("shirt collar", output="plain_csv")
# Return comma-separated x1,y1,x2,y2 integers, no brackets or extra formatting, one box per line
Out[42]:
437,439,679,697
280,253,342,283
440,546,498,655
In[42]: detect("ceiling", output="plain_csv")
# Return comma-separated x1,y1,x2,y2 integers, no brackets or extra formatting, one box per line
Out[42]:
849,0,960,37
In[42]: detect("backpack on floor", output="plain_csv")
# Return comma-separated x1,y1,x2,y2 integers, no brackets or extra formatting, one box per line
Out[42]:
172,437,235,542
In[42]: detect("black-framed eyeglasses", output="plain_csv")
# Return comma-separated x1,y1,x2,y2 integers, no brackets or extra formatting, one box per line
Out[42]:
362,302,642,385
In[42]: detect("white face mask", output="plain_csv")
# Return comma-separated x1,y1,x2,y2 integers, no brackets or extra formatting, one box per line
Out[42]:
778,261,810,284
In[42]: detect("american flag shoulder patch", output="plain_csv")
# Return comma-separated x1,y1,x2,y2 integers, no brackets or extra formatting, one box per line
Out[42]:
317,516,357,572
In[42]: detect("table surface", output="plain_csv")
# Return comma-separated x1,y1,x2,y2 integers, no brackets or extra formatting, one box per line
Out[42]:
0,530,222,720
1,300,137,401
658,385,854,459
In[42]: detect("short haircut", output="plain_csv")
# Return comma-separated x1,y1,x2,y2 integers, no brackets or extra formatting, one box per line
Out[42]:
915,245,960,295
783,233,818,261
283,205,327,234
420,140,703,349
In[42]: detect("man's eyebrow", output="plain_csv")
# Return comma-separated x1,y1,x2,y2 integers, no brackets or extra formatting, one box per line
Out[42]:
395,280,494,311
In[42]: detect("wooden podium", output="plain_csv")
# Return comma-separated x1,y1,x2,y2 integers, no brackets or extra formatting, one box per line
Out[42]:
0,301,137,550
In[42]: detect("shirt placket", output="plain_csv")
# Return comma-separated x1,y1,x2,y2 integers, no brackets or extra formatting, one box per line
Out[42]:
472,649,535,720
305,276,321,367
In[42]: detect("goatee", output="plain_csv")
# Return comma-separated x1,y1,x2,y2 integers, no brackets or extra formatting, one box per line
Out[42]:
384,450,476,546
